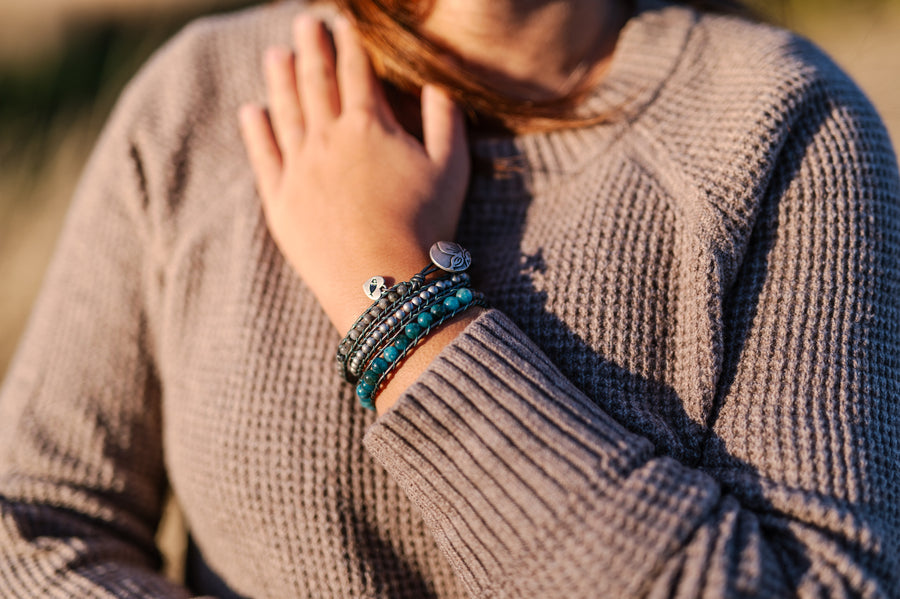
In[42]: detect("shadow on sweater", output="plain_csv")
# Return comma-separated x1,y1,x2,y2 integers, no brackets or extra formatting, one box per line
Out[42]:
454,140,815,590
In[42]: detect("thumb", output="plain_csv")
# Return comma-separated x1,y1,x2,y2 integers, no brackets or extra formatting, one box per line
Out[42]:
421,84,468,176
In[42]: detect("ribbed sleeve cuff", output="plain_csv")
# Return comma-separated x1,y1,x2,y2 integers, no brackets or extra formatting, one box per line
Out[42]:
364,310,723,596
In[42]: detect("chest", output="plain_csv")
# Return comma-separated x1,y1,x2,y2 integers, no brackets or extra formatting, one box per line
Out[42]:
152,155,701,594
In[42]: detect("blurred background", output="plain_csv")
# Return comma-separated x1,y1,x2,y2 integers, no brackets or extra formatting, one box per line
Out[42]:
0,0,898,584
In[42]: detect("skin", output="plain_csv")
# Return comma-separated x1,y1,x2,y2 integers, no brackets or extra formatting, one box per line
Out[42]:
238,1,619,414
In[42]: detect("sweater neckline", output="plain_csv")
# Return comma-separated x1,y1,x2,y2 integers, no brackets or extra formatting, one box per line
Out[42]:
469,0,697,179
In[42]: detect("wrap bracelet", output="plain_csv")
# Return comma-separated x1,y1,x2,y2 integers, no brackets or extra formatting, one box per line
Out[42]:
343,275,471,382
335,241,484,409
354,287,487,410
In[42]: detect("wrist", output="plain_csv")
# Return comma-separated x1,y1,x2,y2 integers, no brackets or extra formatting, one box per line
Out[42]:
325,252,432,333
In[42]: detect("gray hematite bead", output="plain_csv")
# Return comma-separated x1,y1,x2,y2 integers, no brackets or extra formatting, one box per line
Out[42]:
378,323,389,333
394,310,404,320
401,303,413,313
369,308,381,317
411,297,423,307
360,315,373,325
428,285,439,294
396,284,408,295
419,291,429,300
377,298,390,309
387,291,399,302
386,316,398,327
366,338,376,347
451,274,460,283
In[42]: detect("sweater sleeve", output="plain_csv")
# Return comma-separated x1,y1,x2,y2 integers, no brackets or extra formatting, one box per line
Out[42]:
0,30,199,599
363,70,900,598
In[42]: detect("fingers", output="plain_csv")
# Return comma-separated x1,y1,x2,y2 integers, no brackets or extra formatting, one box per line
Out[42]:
239,103,282,201
332,14,380,115
264,46,304,149
421,84,468,172
294,14,341,128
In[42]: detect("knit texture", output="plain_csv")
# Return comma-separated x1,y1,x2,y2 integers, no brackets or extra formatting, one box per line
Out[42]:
1,0,898,597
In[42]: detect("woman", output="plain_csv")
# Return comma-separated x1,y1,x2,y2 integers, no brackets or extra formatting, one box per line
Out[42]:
0,0,897,596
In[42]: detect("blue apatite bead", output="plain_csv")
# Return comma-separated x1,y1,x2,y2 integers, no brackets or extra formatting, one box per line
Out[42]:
405,323,422,339
382,346,400,363
443,296,461,312
370,357,389,374
417,312,434,328
356,381,374,399
430,303,444,318
394,336,411,351
362,370,379,386
455,288,473,305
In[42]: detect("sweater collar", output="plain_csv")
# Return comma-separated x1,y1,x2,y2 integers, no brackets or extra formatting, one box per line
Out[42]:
470,0,698,178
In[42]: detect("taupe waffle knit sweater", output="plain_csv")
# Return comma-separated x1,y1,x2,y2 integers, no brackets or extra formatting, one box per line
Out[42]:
1,0,899,597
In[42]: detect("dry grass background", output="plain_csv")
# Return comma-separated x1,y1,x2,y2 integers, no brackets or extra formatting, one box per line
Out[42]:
0,0,898,585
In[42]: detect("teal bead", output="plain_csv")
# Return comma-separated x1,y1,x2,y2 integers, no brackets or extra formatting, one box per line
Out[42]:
382,346,400,363
362,371,379,385
430,304,444,317
356,381,374,398
370,357,389,374
394,336,411,351
417,312,434,328
443,296,461,311
358,396,374,410
405,323,422,339
455,288,474,305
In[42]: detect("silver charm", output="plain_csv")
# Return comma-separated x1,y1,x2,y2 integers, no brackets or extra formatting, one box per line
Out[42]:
364,276,387,300
429,241,471,273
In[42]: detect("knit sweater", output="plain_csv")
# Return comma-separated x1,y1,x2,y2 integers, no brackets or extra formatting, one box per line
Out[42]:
1,0,898,597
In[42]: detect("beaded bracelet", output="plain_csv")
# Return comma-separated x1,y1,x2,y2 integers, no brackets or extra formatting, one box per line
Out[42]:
355,287,487,410
343,275,471,382
335,241,473,383
335,241,484,408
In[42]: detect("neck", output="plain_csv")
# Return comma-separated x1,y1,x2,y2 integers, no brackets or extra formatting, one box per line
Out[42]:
420,0,626,102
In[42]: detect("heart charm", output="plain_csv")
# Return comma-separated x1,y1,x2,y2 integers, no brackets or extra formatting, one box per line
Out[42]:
364,276,387,300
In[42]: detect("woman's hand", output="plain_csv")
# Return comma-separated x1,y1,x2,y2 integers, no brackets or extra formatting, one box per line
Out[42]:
239,14,470,333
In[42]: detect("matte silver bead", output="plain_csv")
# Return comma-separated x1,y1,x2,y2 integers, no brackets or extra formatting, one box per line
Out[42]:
386,316,398,327
411,296,423,307
401,303,413,313
428,285,440,294
419,291,430,300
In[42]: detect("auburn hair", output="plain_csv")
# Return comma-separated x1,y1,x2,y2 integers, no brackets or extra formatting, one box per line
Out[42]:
326,0,755,131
